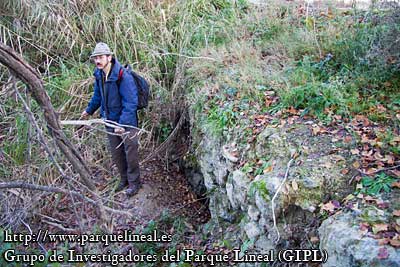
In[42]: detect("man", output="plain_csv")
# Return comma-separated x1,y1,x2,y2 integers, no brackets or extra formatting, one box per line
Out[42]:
81,42,141,197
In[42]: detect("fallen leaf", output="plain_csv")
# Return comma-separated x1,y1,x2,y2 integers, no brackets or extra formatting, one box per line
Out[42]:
364,195,378,202
383,82,392,87
263,165,273,174
393,210,400,217
392,181,400,188
333,115,342,121
364,168,378,175
361,149,374,157
377,201,390,209
292,180,299,191
377,247,389,260
343,194,355,202
291,151,300,159
362,118,371,127
351,148,360,155
321,201,336,213
281,183,288,194
222,146,239,163
378,238,390,245
288,106,297,114
353,161,361,168
265,99,273,107
284,183,291,194
321,161,333,169
369,139,377,146
332,155,346,162
361,135,371,143
390,239,400,247
7,189,22,196
389,169,400,178
341,169,349,175
374,151,384,161
313,125,321,136
384,155,395,164
359,228,368,236
344,136,352,143
373,223,389,234
359,222,369,235
376,104,387,113
359,222,370,230
265,90,275,96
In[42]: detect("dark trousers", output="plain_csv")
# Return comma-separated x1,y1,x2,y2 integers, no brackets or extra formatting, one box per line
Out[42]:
107,128,140,187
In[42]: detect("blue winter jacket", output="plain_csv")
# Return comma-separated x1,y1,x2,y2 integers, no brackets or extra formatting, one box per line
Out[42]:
85,58,138,127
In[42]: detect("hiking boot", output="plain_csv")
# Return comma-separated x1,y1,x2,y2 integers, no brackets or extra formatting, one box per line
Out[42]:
115,180,128,192
126,183,142,197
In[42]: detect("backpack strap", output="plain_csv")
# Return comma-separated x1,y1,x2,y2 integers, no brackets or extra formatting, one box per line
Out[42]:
118,68,124,81
117,67,124,87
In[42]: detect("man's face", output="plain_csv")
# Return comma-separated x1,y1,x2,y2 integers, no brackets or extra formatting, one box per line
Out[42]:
92,55,111,69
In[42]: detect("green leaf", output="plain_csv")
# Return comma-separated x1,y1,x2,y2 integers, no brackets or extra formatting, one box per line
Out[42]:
362,178,374,186
370,184,381,195
383,184,391,193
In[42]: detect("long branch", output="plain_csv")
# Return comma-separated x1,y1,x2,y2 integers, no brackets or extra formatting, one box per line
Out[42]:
61,119,149,133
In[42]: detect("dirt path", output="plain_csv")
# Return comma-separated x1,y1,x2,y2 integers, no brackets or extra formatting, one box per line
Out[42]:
75,144,209,232
35,145,209,238
95,150,209,229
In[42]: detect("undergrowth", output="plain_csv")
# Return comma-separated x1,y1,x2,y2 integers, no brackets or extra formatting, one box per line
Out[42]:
187,3,400,139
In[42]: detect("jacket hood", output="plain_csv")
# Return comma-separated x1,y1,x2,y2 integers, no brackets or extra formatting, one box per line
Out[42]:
93,57,121,81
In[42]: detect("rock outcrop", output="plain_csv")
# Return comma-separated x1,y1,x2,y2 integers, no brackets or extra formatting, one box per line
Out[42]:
319,212,400,267
188,112,399,266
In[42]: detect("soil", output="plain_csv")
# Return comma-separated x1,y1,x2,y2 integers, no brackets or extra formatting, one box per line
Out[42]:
106,152,210,228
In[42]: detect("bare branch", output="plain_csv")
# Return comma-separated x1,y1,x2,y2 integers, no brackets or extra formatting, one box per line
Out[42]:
0,182,134,218
271,158,294,244
61,118,149,133
140,109,186,164
359,164,400,176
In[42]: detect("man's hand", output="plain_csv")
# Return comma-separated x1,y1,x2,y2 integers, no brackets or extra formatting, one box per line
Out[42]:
76,110,89,137
80,110,89,119
114,127,125,134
